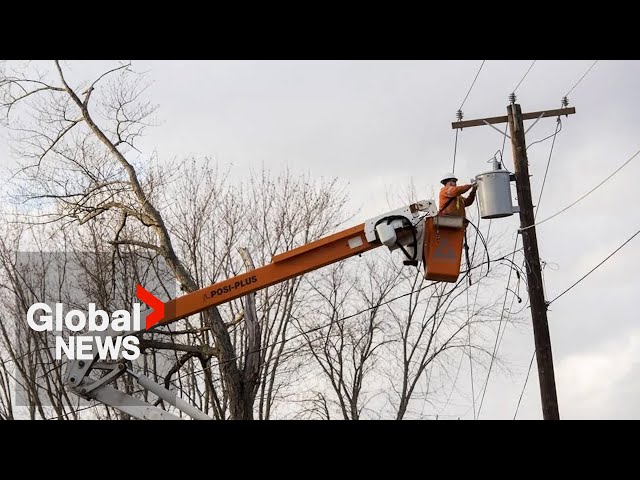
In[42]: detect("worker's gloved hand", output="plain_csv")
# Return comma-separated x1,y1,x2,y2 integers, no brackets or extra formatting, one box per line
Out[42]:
470,178,478,186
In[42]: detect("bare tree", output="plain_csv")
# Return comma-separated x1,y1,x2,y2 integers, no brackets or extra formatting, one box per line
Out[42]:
372,232,521,419
293,257,399,419
0,356,13,419
244,169,353,419
162,160,353,419
0,61,258,418
1,61,358,419
0,222,84,419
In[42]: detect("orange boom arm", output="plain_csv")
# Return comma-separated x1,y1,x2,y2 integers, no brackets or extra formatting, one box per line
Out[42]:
149,199,444,327
161,224,380,326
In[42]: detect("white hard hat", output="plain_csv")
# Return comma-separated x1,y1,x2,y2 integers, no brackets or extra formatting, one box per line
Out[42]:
440,172,458,185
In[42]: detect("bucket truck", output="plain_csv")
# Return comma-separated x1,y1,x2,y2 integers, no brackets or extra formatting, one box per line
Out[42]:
62,199,467,419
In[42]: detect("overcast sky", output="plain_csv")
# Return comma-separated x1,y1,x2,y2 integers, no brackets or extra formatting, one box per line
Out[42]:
2,59,639,420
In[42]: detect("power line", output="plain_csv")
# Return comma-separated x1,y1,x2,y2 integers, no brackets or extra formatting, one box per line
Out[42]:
452,128,459,173
499,125,509,159
535,118,562,219
457,260,521,421
466,219,490,273
526,117,563,152
476,234,520,418
513,348,536,419
514,229,639,417
565,60,599,98
466,277,476,419
464,210,491,419
452,60,486,173
513,230,640,420
513,229,639,419
548,227,640,305
521,147,640,231
441,187,498,417
511,60,589,235
440,339,466,415
513,60,537,94
438,211,494,416
458,60,486,112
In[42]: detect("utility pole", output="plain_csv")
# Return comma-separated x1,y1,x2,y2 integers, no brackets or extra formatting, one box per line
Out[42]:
451,99,576,420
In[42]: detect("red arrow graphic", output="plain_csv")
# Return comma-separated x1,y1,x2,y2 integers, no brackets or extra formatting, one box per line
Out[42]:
136,284,165,329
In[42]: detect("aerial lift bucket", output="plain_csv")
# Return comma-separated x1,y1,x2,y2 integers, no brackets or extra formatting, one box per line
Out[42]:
423,215,465,283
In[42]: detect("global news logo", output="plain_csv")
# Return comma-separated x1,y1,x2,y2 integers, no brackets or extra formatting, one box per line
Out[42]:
26,284,164,361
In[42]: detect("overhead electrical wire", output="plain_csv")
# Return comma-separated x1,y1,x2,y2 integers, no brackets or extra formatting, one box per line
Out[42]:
439,208,495,417
475,234,520,418
513,349,536,419
526,118,563,152
512,226,640,419
565,60,599,98
520,147,640,231
458,60,486,113
513,60,537,94
548,227,640,306
535,118,562,219
452,60,486,173
521,60,597,231
452,129,459,173
466,286,477,419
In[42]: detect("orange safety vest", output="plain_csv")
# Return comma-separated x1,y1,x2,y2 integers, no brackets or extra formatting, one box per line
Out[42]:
439,184,476,218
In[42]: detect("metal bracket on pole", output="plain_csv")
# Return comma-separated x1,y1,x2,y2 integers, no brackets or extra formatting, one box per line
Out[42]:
524,112,546,136
482,120,511,139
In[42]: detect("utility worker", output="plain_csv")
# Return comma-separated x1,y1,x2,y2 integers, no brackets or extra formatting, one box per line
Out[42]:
438,172,477,219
